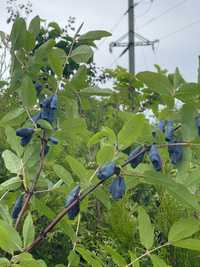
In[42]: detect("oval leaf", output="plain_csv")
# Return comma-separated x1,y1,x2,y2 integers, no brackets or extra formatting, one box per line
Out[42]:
138,207,154,250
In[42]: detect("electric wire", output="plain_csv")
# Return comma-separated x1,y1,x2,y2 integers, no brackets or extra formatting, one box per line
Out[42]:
137,0,188,30
159,17,200,41
136,0,154,18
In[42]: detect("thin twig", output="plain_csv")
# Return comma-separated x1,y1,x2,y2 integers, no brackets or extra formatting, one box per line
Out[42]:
67,213,81,267
0,191,9,202
15,131,47,230
126,242,170,267
67,22,84,58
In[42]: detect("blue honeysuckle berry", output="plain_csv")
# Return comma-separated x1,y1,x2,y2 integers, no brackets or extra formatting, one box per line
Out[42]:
31,112,41,123
128,146,146,168
196,116,200,136
158,120,166,133
44,144,50,156
20,135,33,146
16,128,34,146
165,120,174,142
50,95,58,110
109,175,126,200
48,137,58,145
16,128,34,137
168,141,183,164
34,82,43,95
149,144,162,171
96,162,117,180
40,95,58,123
12,195,24,220
65,185,80,220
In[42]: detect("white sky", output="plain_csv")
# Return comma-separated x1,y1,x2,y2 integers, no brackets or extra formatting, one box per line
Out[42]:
0,0,200,81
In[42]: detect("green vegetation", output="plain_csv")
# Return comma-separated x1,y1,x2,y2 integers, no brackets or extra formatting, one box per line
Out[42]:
0,14,200,267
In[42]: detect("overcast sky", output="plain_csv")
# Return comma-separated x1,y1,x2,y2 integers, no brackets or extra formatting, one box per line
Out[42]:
0,0,199,81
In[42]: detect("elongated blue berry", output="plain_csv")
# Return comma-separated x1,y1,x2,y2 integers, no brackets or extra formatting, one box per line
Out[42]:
97,162,116,180
16,128,34,137
12,195,24,220
50,95,58,110
32,112,41,123
128,146,146,168
196,116,200,136
48,137,58,144
40,95,58,123
168,142,183,164
16,128,34,146
149,144,162,171
165,120,174,142
35,82,43,95
109,175,126,200
65,185,80,220
158,120,166,132
21,135,33,146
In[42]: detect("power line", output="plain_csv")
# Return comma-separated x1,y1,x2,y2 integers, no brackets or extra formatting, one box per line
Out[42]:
98,0,150,49
97,11,127,48
136,0,154,18
137,0,188,30
160,17,200,41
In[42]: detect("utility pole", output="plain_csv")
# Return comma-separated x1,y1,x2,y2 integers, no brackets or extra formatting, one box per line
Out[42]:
128,0,135,74
109,0,159,74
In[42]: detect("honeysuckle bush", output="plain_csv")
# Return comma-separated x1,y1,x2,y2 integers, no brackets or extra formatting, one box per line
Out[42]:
1,15,200,267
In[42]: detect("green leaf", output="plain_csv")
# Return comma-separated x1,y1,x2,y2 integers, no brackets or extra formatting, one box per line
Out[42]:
10,17,26,50
0,219,22,253
0,258,10,267
48,48,66,77
29,16,40,38
128,251,139,267
0,205,12,225
70,45,93,64
24,31,35,51
37,119,53,130
53,164,73,184
5,126,23,157
118,115,152,149
151,255,171,267
96,145,115,165
66,65,88,91
66,155,88,184
143,172,200,212
138,207,154,250
79,30,111,41
19,75,37,108
76,246,102,267
137,71,173,96
2,150,21,174
94,188,111,209
88,127,116,147
0,107,24,125
23,212,35,248
176,83,200,102
34,39,56,65
68,250,80,267
173,239,200,251
180,103,197,140
48,22,61,32
104,246,127,267
0,177,21,192
80,86,113,96
168,218,200,243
